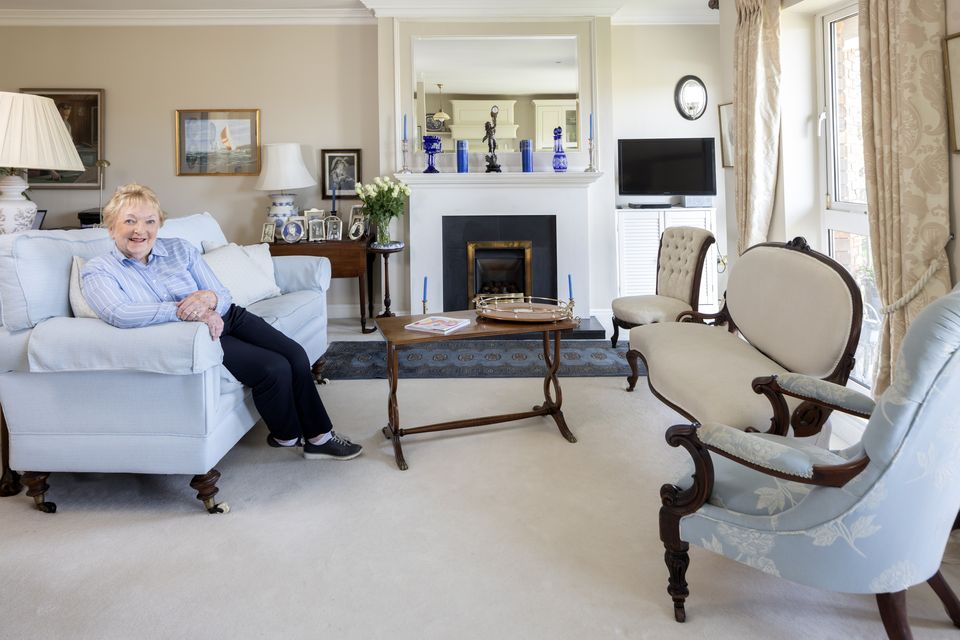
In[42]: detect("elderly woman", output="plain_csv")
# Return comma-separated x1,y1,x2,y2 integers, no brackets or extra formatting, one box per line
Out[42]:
81,184,361,460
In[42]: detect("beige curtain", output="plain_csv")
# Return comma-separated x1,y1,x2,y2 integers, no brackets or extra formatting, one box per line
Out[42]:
734,0,781,254
859,0,952,393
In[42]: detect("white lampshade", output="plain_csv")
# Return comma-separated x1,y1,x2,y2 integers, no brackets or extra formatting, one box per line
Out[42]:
254,143,316,192
0,91,84,171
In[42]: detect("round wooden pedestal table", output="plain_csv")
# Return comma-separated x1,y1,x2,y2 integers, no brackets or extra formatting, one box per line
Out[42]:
369,241,405,318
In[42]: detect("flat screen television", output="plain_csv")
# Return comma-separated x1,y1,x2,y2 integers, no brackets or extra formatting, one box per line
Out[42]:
618,138,717,196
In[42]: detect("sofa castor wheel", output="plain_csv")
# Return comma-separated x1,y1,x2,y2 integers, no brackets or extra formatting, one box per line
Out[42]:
36,500,57,513
204,500,229,514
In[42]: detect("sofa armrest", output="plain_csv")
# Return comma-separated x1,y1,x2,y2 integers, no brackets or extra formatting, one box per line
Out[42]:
271,255,332,295
26,317,223,374
0,324,30,373
774,373,875,418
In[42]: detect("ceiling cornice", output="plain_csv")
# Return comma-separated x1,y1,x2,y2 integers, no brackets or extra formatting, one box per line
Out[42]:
611,12,719,25
0,9,376,27
361,0,621,19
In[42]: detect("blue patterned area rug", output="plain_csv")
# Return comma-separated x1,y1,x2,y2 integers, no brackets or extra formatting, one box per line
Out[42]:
321,340,642,380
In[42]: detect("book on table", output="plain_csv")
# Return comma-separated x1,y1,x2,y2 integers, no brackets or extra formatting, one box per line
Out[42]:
404,316,471,335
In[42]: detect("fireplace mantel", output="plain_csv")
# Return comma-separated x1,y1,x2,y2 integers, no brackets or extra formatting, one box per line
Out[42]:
395,172,604,188
399,171,603,313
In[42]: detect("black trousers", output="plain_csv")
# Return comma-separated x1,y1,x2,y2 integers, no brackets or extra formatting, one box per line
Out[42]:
219,305,332,441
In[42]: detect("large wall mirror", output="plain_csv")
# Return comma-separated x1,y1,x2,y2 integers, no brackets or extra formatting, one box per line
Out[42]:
411,36,580,153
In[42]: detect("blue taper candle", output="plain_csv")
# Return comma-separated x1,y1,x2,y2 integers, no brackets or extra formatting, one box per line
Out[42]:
423,275,428,302
589,113,593,141
331,184,337,214
568,274,573,300
403,113,408,142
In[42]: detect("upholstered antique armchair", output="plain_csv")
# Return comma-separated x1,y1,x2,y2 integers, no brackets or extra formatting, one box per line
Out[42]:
658,286,960,639
610,226,715,348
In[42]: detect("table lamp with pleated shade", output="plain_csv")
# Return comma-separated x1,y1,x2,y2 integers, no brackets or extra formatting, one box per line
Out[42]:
254,143,316,227
0,91,84,234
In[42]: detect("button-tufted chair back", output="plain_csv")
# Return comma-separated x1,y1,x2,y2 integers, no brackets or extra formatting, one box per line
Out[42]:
656,226,715,304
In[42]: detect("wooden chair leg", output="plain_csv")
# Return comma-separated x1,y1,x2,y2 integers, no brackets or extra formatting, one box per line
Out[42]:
311,359,328,385
611,317,620,348
663,541,690,622
626,349,641,392
876,591,913,640
190,469,229,514
928,571,960,628
21,471,56,513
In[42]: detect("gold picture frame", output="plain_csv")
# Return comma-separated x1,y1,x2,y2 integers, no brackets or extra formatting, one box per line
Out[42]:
944,33,960,152
175,108,261,175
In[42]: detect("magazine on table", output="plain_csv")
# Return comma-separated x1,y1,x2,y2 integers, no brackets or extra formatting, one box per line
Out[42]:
404,316,471,335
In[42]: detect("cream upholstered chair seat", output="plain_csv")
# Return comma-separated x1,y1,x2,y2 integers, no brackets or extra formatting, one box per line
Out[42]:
610,226,715,348
629,321,801,430
611,295,691,326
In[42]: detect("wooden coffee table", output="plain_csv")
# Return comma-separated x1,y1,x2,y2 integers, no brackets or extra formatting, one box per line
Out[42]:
375,309,578,470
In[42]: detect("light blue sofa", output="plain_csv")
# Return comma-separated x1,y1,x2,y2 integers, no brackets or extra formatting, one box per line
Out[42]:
0,213,331,513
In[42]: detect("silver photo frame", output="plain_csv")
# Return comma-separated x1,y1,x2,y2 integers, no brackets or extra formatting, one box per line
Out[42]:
324,215,343,241
308,218,326,242
281,217,306,243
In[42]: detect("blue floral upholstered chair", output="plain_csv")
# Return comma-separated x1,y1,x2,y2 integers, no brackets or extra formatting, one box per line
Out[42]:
658,286,960,639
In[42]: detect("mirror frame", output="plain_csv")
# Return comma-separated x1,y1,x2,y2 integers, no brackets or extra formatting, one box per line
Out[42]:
674,75,708,121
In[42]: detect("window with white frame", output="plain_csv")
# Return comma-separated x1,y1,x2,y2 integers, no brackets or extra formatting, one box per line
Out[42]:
819,4,881,389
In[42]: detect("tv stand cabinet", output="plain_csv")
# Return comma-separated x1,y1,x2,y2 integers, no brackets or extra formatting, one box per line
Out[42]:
616,207,718,312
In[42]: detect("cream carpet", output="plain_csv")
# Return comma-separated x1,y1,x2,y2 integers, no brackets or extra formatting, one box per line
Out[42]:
1,367,959,638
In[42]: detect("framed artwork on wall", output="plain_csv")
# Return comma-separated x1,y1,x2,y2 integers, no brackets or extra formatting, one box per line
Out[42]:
175,108,261,176
718,102,734,168
320,149,361,198
21,88,104,189
944,33,960,152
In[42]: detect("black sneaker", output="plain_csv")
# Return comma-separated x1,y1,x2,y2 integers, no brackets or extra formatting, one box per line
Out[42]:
266,434,302,448
303,431,362,460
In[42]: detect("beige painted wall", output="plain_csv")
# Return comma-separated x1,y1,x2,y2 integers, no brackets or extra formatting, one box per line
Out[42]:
0,25,380,316
610,24,727,253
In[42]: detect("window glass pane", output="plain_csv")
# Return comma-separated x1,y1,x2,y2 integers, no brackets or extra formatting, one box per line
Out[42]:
829,230,880,387
829,13,867,206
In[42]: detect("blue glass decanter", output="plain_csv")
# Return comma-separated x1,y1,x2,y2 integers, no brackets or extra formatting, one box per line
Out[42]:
552,126,568,173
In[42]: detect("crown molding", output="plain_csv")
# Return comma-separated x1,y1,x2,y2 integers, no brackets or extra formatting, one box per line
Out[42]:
0,9,376,27
611,11,720,25
363,0,621,19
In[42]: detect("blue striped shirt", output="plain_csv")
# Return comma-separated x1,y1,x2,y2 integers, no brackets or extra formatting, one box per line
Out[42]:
81,237,233,329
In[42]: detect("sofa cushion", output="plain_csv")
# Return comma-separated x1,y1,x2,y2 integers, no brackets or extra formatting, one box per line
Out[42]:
247,290,323,339
629,321,799,430
613,294,690,325
201,243,281,307
69,256,99,319
158,212,228,251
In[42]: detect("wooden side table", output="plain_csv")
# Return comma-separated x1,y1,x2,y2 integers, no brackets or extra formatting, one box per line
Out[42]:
270,238,375,333
367,242,405,318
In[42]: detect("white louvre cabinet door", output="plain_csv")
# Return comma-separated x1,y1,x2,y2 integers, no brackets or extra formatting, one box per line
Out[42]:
663,208,718,312
617,210,662,297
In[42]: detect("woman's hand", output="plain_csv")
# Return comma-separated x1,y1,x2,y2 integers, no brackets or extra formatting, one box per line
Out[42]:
177,290,217,322
200,308,224,340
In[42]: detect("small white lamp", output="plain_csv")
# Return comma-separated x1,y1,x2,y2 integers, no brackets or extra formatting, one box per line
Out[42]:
0,91,84,234
254,143,316,227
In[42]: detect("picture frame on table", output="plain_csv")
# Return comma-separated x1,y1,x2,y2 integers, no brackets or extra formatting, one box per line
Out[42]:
325,215,343,241
281,216,306,243
31,209,48,230
21,88,104,189
308,218,326,242
320,149,361,197
175,108,260,176
260,222,276,243
347,205,366,241
718,102,734,168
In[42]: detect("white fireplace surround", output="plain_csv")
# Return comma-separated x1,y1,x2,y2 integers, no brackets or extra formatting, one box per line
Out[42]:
396,172,604,312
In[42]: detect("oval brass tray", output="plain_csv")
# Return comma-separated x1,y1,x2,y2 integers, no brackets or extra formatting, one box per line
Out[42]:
474,296,574,323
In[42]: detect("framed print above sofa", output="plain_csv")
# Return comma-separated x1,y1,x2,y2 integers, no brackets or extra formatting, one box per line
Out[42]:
175,109,261,176
20,88,104,189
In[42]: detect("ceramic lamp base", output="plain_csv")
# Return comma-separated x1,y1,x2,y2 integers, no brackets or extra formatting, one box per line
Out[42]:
0,175,38,234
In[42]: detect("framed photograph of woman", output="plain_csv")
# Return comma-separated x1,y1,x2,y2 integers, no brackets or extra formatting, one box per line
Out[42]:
21,88,104,189
281,217,306,243
308,218,326,242
261,222,276,243
320,149,361,198
325,216,343,241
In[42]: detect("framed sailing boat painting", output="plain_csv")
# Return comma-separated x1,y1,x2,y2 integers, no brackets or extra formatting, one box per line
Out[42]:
175,108,260,176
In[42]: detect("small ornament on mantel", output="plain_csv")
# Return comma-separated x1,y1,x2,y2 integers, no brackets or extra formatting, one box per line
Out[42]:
482,105,501,173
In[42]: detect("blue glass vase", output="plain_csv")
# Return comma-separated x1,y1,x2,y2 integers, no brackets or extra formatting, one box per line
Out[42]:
423,135,442,174
456,140,468,173
520,139,533,173
552,127,567,173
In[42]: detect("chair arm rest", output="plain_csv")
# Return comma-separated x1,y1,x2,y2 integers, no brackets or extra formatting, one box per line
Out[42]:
27,317,223,375
698,422,868,488
271,255,332,295
676,307,737,333
773,373,874,418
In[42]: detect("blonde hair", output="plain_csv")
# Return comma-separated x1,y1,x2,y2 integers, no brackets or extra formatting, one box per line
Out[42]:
101,183,165,229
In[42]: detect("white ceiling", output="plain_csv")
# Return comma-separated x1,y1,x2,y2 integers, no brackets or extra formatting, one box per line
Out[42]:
0,0,719,25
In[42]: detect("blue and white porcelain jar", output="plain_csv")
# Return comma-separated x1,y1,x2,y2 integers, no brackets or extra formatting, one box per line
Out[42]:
552,127,568,173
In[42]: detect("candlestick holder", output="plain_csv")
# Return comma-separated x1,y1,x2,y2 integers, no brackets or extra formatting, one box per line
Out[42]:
422,299,428,315
398,139,412,174
584,139,597,173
